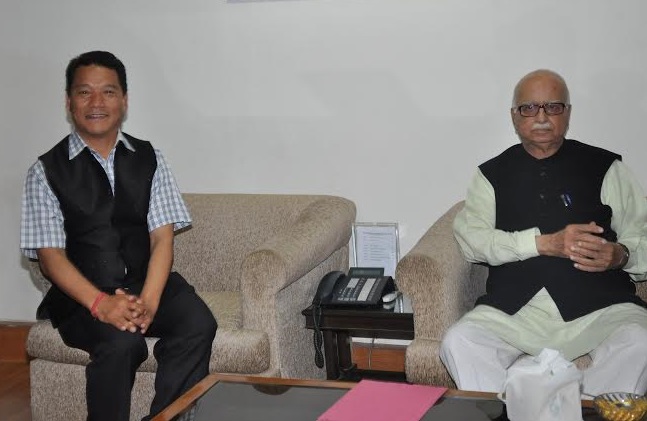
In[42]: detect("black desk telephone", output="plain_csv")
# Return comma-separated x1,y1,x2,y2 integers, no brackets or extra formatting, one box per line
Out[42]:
312,267,395,307
311,268,395,369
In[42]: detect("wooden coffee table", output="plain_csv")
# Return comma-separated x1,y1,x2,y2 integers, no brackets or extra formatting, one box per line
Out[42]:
152,374,600,421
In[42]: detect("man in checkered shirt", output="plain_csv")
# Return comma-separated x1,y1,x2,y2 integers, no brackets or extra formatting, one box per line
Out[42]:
20,51,216,421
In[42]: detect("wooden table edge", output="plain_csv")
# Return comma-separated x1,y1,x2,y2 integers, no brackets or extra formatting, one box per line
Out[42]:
151,374,594,419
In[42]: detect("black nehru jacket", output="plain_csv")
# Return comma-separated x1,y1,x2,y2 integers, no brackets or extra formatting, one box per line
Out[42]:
476,139,645,322
36,133,157,327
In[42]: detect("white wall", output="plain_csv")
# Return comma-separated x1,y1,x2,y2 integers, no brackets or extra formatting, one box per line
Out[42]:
2,0,647,321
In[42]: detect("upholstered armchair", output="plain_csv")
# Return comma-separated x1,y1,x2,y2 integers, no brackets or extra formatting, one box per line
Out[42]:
26,193,356,421
396,200,647,388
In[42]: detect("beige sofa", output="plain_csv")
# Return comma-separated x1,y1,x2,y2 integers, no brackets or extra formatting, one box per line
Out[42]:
26,193,356,421
396,201,647,388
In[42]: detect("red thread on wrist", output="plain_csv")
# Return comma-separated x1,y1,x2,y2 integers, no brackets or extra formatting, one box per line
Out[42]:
90,292,108,318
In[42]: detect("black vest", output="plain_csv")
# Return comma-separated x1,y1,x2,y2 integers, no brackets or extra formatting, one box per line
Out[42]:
36,133,157,326
476,139,644,321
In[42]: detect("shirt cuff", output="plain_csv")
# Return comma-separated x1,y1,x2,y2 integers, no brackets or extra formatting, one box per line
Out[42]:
517,227,541,260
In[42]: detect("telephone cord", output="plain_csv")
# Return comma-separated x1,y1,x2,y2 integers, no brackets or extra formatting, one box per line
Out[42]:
313,305,325,368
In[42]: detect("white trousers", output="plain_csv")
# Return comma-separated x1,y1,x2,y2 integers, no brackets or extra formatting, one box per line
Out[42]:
439,321,647,395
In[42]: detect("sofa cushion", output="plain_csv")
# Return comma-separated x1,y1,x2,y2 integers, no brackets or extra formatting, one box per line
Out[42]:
197,290,242,330
27,290,270,374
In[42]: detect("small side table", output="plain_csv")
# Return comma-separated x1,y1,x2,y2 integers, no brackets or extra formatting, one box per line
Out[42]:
302,305,414,381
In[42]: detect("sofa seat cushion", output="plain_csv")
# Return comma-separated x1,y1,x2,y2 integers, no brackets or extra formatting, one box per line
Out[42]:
197,290,242,330
27,290,271,374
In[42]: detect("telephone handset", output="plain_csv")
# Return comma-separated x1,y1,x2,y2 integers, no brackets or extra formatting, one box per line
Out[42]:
311,267,396,370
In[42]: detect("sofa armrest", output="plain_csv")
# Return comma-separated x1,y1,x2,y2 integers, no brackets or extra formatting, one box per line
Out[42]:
396,201,486,340
240,196,356,301
239,196,355,378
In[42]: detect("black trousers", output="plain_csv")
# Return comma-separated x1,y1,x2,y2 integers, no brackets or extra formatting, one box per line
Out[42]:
57,272,217,421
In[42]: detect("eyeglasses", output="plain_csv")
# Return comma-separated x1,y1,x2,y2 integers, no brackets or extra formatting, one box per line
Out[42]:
514,102,570,117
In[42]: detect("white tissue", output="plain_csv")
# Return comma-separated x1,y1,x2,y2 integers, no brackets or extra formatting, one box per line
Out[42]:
502,348,583,421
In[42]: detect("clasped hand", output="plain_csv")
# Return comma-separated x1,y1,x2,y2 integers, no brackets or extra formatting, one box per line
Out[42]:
549,222,616,272
93,289,156,333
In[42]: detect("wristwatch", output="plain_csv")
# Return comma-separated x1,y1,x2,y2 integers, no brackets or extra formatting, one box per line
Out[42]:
617,243,630,268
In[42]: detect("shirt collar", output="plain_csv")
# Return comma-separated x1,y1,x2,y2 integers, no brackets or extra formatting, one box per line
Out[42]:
67,130,135,160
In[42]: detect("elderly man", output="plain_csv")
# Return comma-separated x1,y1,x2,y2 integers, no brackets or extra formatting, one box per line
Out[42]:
440,69,647,395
